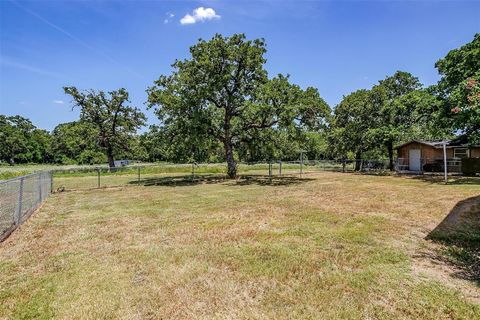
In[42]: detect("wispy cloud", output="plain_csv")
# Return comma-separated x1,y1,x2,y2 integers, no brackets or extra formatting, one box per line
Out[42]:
0,57,63,77
180,7,220,25
164,12,175,24
53,100,64,104
8,0,144,79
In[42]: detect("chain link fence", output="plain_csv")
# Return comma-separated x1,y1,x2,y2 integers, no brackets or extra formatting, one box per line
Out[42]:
49,159,391,191
0,160,392,241
0,171,52,242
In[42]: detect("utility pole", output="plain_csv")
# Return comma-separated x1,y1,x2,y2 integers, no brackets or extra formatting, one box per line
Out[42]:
443,141,448,184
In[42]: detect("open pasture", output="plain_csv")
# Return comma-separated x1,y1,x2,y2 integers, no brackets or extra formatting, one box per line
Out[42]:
0,171,479,319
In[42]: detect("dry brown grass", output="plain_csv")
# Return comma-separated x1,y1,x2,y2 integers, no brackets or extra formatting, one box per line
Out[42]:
1,171,479,319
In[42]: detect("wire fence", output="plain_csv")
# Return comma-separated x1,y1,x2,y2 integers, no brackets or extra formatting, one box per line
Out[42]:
2,157,467,241
49,159,391,191
0,171,52,242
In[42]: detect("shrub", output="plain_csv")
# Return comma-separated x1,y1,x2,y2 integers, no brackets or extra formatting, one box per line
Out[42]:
461,158,480,176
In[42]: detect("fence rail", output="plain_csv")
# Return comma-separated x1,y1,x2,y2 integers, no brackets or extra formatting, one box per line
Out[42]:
396,157,463,173
0,171,52,242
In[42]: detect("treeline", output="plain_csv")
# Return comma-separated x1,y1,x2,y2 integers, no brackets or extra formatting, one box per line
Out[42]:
0,115,327,165
330,33,479,170
1,33,478,177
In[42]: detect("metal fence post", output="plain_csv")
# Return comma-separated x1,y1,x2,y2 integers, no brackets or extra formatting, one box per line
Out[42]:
16,177,24,225
300,152,304,176
137,166,141,184
279,161,282,176
50,171,53,193
38,173,43,203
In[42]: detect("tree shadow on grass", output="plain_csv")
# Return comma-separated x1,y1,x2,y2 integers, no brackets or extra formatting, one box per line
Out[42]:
425,195,480,286
403,174,480,186
351,170,394,177
128,174,313,187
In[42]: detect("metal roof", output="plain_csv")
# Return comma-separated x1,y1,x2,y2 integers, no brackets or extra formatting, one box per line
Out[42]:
394,140,450,149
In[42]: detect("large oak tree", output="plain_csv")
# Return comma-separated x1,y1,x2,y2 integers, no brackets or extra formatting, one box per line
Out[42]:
64,87,146,167
147,34,329,178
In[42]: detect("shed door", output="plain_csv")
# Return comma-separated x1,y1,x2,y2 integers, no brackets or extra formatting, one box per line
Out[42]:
409,149,421,171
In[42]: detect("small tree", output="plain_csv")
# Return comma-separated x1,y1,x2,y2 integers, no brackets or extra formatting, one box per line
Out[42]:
64,87,146,167
369,71,422,170
329,89,377,169
147,34,329,178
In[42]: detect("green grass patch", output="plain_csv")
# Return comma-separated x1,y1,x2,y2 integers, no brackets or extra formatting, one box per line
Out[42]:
1,171,480,318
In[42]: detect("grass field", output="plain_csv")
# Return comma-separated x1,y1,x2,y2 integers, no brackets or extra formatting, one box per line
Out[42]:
0,161,350,182
0,171,479,319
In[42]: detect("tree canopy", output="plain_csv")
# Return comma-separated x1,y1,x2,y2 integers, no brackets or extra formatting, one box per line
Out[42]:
329,72,439,169
434,33,480,143
2,33,478,173
147,33,330,178
0,115,51,164
369,71,422,169
50,121,104,165
329,89,376,166
64,87,146,167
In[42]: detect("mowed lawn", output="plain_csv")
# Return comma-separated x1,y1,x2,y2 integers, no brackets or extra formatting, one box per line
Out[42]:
0,172,479,319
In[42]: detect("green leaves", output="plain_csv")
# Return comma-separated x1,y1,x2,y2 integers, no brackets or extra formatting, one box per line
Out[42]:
0,115,52,164
329,89,375,159
330,72,433,167
63,87,146,167
436,34,480,94
147,34,330,176
434,34,480,144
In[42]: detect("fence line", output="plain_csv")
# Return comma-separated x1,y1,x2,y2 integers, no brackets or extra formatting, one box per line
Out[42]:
1,158,465,241
48,159,394,191
0,171,52,242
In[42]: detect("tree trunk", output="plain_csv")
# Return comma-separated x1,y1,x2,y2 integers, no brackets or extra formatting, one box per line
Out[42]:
107,146,115,168
354,151,362,171
387,141,394,171
224,140,237,179
222,108,237,179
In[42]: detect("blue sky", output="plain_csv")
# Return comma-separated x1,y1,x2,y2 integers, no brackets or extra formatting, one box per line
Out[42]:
1,0,479,131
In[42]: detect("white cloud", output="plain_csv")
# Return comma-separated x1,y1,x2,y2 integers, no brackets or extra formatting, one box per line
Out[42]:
53,100,64,104
164,12,175,24
180,7,220,25
180,14,196,25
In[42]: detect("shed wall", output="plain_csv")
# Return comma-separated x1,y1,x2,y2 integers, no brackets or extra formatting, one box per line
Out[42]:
397,144,480,159
397,142,441,160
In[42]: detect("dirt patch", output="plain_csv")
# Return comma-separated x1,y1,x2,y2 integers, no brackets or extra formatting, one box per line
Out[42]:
413,245,480,303
412,195,480,302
